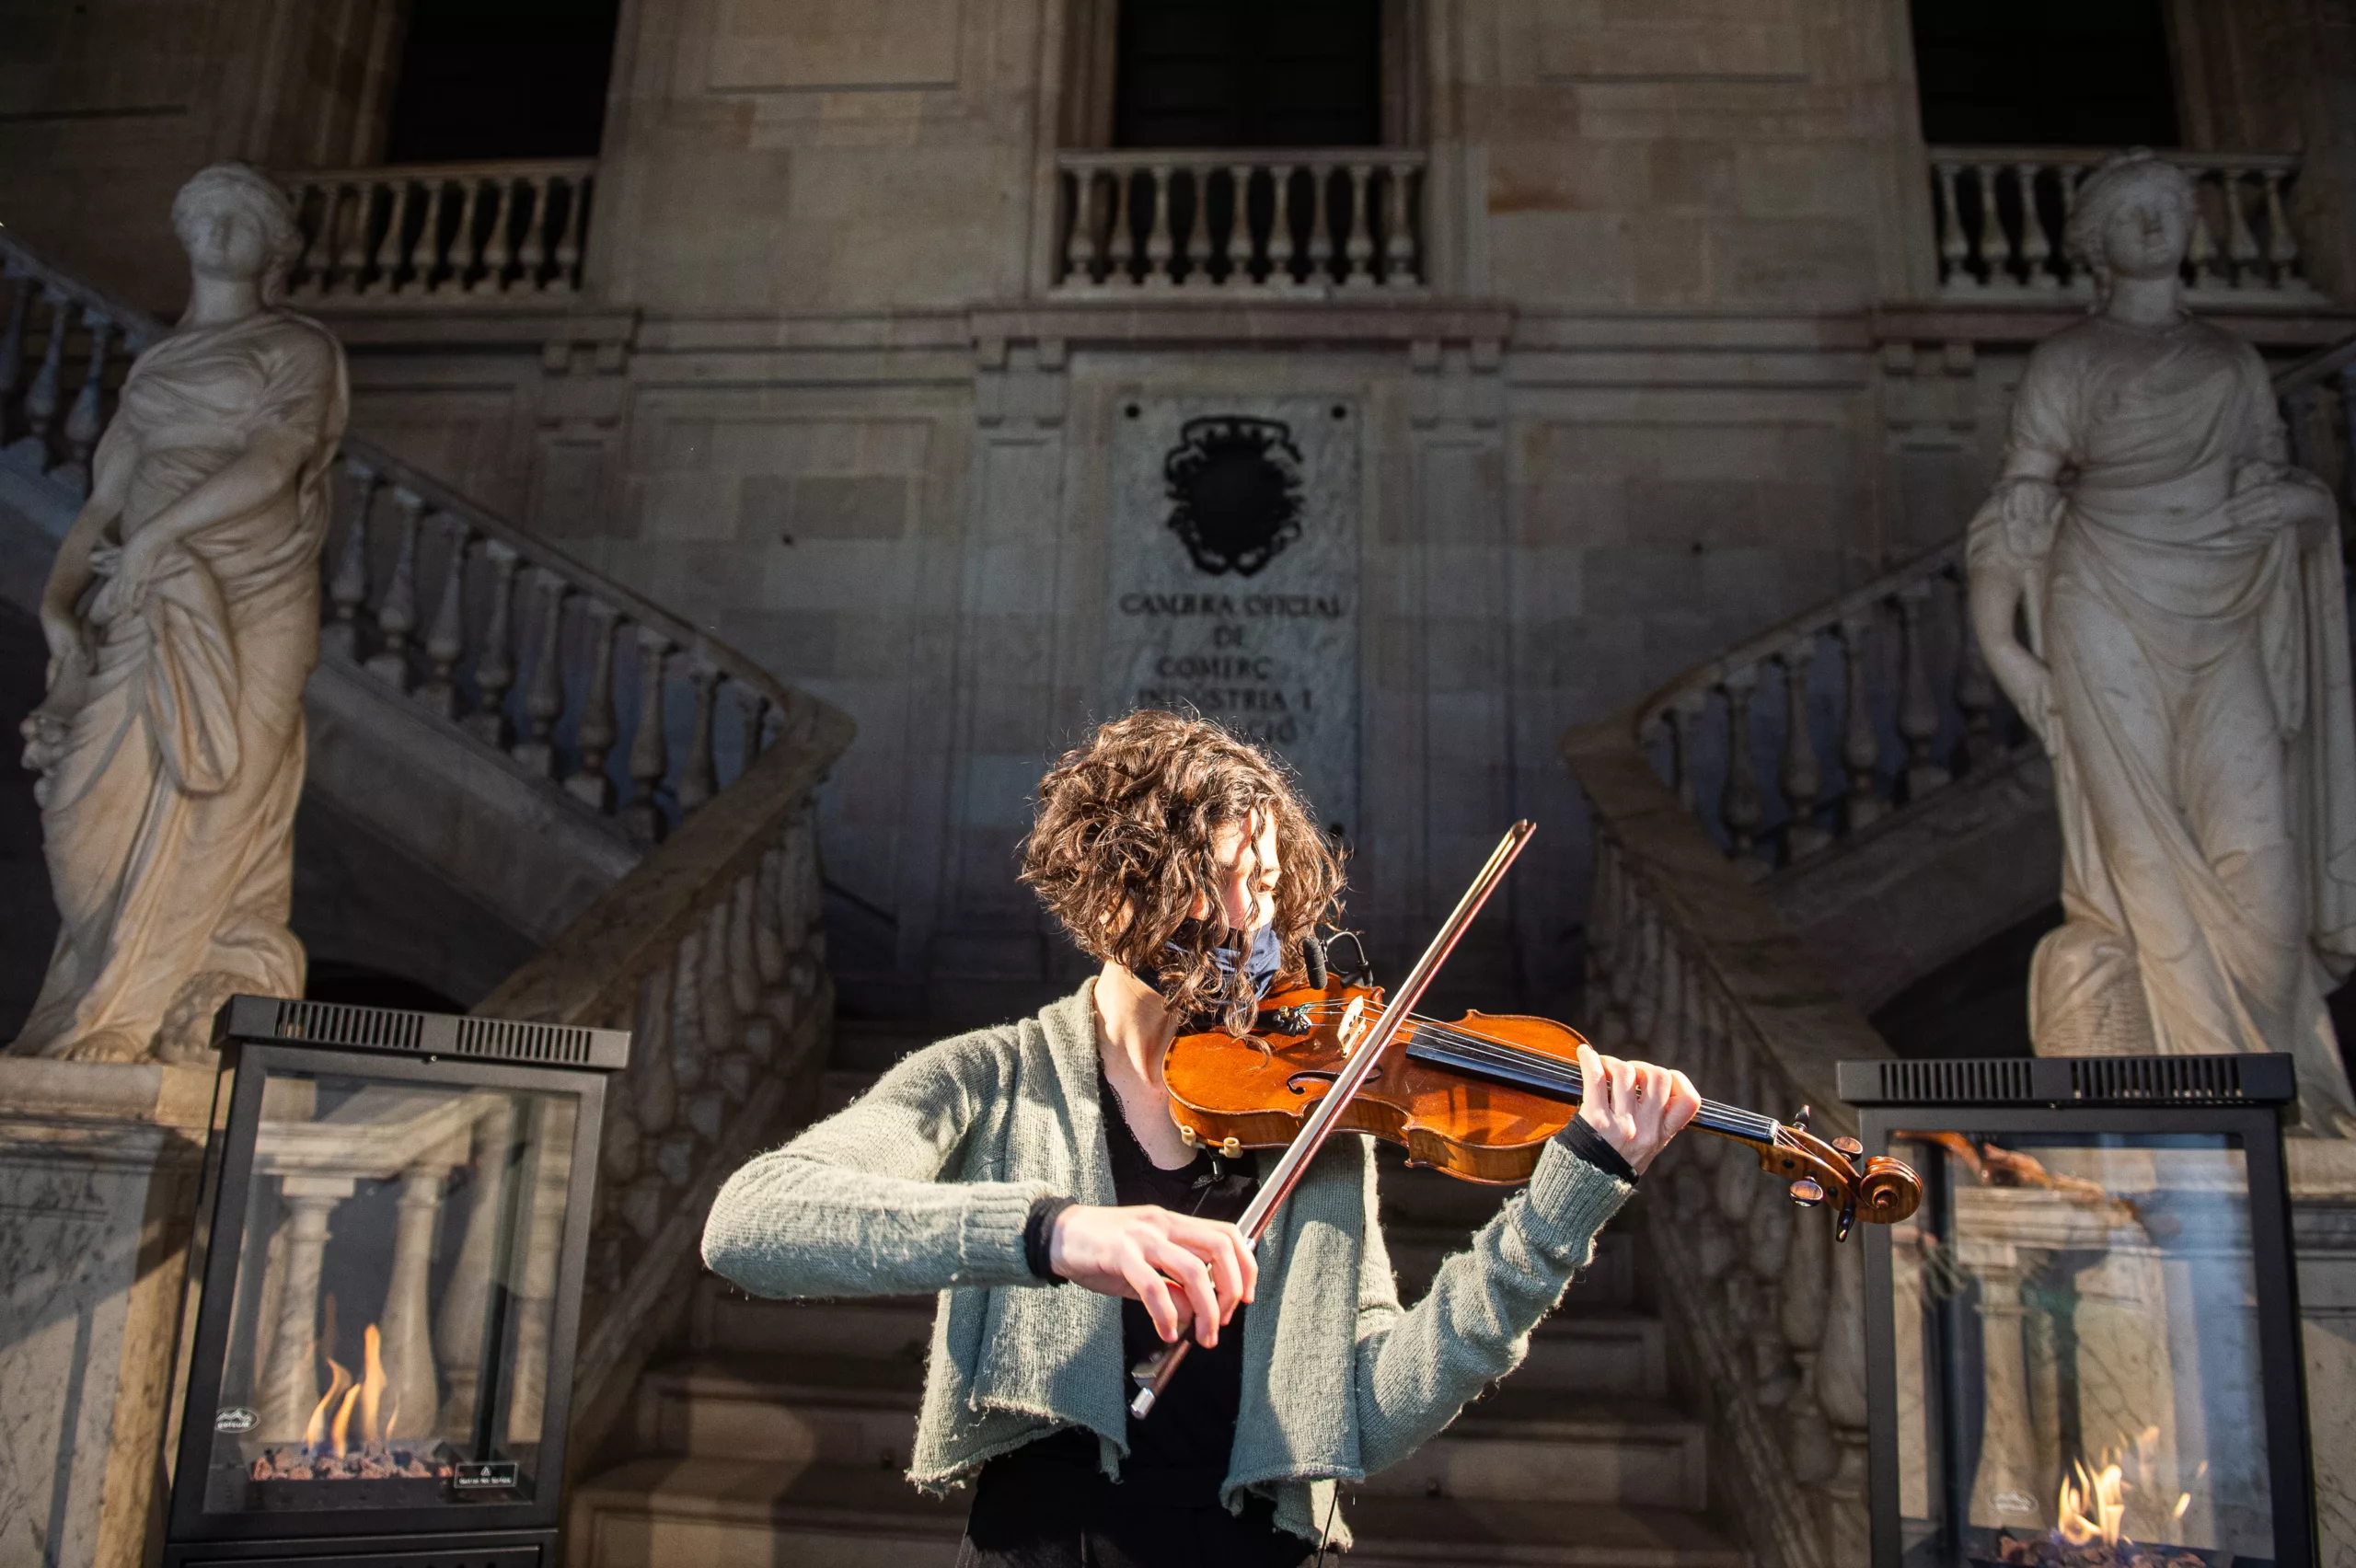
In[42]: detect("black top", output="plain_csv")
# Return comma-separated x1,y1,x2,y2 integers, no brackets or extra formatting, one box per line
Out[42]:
959,1077,1309,1568
962,1083,1636,1568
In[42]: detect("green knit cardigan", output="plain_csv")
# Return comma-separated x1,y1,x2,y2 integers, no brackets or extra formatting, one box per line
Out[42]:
700,980,1632,1550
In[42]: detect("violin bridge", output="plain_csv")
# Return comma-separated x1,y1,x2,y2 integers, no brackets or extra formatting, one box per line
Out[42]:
1335,996,1369,1058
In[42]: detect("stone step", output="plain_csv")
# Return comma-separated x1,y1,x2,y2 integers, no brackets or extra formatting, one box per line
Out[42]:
637,1355,920,1470
1354,1389,1707,1510
697,1287,1666,1399
638,1353,1703,1509
570,1458,1745,1568
1386,1226,1636,1309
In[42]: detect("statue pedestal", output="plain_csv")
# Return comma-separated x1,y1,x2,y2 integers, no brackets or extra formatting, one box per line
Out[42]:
2292,1138,2356,1566
0,1058,215,1567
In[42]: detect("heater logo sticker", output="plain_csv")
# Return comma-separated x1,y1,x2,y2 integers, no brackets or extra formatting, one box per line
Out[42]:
454,1460,519,1492
214,1407,258,1434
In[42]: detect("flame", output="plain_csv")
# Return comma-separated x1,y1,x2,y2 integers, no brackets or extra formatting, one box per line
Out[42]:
304,1356,352,1451
361,1325,387,1447
329,1379,362,1458
2055,1433,2199,1550
2058,1458,2128,1547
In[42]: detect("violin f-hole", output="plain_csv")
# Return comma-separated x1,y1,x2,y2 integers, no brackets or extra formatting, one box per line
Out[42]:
1286,1067,1380,1096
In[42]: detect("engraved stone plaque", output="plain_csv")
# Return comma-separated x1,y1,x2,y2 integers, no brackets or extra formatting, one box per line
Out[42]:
1104,397,1361,835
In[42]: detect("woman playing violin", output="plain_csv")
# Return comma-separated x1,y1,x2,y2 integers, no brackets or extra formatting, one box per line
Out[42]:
701,709,1702,1566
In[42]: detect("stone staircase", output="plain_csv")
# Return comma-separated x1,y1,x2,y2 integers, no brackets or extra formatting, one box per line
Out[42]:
569,1064,1750,1568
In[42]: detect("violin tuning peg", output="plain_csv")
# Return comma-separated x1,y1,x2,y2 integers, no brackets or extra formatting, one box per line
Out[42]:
1832,1136,1864,1165
1793,1104,1811,1132
1789,1178,1826,1208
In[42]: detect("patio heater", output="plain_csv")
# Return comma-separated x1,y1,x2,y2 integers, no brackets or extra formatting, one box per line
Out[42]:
159,997,629,1567
1840,1055,2313,1568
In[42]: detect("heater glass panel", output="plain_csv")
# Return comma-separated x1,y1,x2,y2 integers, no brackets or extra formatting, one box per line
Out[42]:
197,1068,580,1516
1888,1131,2269,1568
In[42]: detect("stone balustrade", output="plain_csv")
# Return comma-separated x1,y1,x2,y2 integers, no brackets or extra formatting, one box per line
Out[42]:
1928,147,2319,301
320,446,799,845
470,709,852,1475
1053,149,1426,292
283,160,595,302
1567,722,1889,1568
1639,345,2356,882
2,231,799,848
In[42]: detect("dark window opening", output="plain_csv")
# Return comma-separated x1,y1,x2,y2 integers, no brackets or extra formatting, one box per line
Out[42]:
1911,0,2179,147
384,0,622,163
1114,0,1381,149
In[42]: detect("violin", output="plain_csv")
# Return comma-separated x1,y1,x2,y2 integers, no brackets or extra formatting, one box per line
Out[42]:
1163,982,1923,1233
1126,821,1922,1419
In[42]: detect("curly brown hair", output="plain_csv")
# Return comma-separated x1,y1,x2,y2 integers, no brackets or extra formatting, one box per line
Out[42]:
1020,710,1345,1030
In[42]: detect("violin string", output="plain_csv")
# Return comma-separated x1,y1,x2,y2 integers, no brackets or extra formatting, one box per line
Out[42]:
1281,998,1780,1143
1403,1032,1777,1144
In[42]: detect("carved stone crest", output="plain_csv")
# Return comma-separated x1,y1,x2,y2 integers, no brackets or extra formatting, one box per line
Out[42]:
1162,415,1304,577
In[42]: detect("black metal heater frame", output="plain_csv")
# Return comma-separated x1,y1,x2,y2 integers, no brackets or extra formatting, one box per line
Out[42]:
160,997,629,1568
1839,1055,2314,1568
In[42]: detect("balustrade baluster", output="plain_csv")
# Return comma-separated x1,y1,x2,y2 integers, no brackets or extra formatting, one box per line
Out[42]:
1836,612,1884,831
369,180,411,296
1718,666,1767,872
1267,164,1297,286
20,288,72,457
553,175,588,292
294,186,332,297
325,461,379,662
1106,172,1136,282
567,602,621,811
335,183,371,291
479,179,515,292
402,180,445,294
734,684,768,774
365,488,425,689
1972,162,2009,284
514,175,549,288
419,516,473,719
1951,571,2001,772
512,570,571,776
1065,170,1100,285
2014,163,2055,289
1777,639,1831,861
1667,692,1704,814
2221,168,2261,288
2058,162,2091,293
2187,183,2220,289
1224,164,1252,284
58,309,112,494
2261,168,2299,286
1306,165,1334,283
1385,161,1419,286
1184,165,1216,287
0,270,29,408
1144,165,1174,287
1934,162,1970,288
449,179,485,292
1343,163,1375,287
676,661,722,816
1893,582,1949,801
2340,365,2356,518
464,542,522,746
623,628,675,842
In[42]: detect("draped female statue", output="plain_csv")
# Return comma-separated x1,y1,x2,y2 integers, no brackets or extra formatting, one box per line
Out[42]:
1968,151,2356,1131
13,163,348,1062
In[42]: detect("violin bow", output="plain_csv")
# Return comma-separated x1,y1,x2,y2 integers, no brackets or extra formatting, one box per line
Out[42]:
1130,819,1538,1418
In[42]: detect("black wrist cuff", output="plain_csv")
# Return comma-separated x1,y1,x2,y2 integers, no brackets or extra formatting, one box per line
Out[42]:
1561,1118,1639,1185
1023,1195,1079,1282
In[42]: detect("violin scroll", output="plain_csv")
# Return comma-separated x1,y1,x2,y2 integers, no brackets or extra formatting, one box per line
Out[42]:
1755,1120,1923,1239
